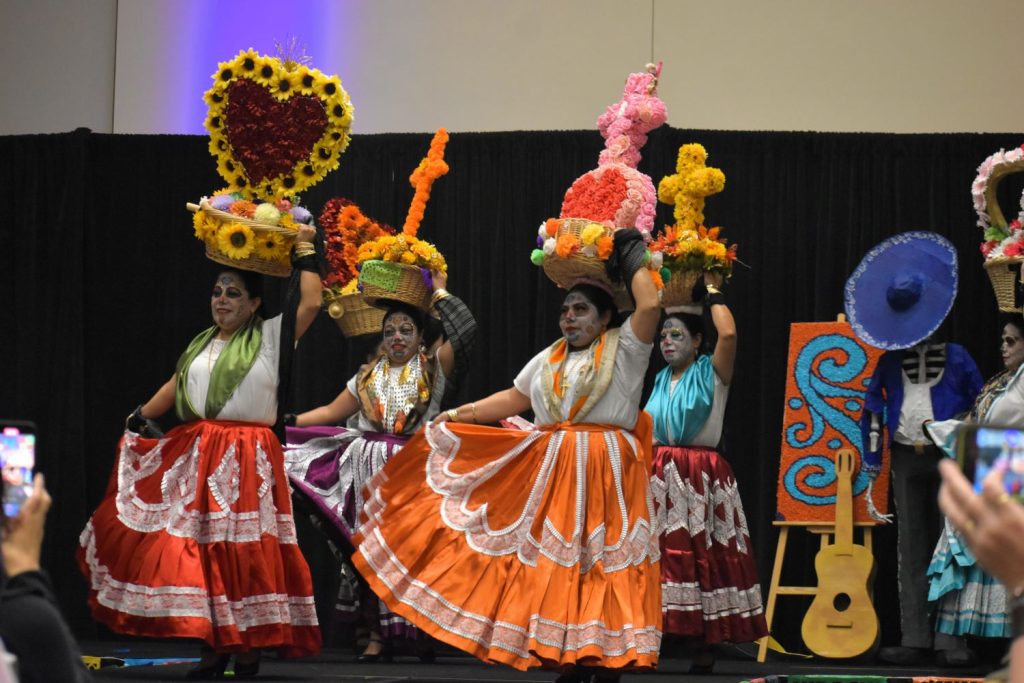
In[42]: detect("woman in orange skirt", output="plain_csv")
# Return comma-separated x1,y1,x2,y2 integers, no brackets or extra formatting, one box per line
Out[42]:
78,228,323,679
353,230,662,682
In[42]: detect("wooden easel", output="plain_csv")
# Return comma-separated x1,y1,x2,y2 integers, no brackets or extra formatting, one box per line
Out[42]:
756,520,874,662
758,315,879,662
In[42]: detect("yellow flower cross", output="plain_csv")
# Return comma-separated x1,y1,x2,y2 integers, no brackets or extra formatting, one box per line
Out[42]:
657,143,725,232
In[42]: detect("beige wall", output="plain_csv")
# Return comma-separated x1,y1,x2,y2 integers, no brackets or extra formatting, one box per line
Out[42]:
1,0,1022,135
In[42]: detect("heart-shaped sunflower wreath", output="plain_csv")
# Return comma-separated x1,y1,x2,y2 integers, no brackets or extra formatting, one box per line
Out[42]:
188,48,354,276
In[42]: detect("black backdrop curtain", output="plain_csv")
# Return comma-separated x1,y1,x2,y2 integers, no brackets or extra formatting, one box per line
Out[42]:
1,126,1022,651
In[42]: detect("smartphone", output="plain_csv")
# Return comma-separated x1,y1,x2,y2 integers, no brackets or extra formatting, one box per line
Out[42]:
0,421,35,518
957,424,1024,500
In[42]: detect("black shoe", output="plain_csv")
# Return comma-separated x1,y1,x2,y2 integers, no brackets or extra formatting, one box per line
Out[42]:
553,669,588,683
232,651,260,679
356,642,392,663
415,645,436,663
935,648,977,668
185,654,229,680
878,646,931,666
689,646,716,674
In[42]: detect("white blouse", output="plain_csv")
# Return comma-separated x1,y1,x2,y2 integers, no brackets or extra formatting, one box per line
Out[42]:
514,317,652,429
185,315,283,426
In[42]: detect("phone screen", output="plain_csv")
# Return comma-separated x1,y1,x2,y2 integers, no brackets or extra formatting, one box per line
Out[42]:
957,424,1024,500
1,422,35,518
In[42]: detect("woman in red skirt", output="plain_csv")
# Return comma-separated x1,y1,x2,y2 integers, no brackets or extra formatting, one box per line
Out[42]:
78,226,323,679
643,270,766,672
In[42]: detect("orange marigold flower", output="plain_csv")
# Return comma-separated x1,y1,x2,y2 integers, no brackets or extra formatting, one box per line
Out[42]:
597,236,614,259
650,269,664,290
229,200,257,218
555,233,580,258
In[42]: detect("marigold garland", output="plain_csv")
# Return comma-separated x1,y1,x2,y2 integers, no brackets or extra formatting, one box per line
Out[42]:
356,130,450,273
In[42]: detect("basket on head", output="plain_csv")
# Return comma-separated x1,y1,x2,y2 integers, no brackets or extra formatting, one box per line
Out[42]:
659,268,703,309
541,219,632,310
189,200,296,277
325,291,386,337
976,149,1024,312
358,260,432,311
984,257,1023,312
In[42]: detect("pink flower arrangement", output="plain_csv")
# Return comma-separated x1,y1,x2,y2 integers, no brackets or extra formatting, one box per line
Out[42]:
974,144,1024,261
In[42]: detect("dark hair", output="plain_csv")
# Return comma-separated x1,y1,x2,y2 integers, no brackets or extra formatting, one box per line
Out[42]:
1001,313,1024,339
213,267,264,301
566,283,621,328
663,312,708,354
381,301,427,335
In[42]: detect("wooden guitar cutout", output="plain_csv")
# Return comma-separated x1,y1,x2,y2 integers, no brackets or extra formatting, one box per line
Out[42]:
800,449,879,658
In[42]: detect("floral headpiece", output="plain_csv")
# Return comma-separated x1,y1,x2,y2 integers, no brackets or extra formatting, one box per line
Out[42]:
652,143,737,277
975,145,1024,261
189,46,354,275
320,199,395,296
355,129,449,274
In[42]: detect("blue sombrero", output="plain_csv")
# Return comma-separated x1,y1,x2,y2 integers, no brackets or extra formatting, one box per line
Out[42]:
844,231,958,350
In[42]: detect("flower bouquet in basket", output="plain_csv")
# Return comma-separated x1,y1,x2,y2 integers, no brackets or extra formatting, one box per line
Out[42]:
530,64,668,309
186,46,354,276
320,199,395,337
651,142,737,308
975,144,1024,311
356,129,450,311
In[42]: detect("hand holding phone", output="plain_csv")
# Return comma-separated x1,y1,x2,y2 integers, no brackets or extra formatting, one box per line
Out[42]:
956,424,1024,501
1,422,35,519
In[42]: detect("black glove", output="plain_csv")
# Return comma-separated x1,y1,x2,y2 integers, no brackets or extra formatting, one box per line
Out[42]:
283,413,298,427
126,405,164,438
605,228,647,286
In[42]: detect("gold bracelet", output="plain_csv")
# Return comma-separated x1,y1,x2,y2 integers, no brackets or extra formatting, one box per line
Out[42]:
293,249,316,258
294,241,315,250
447,408,459,422
431,288,450,305
471,402,477,423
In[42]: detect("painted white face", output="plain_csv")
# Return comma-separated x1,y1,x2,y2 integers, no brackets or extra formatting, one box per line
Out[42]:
660,317,698,368
211,272,259,335
1002,323,1024,372
382,312,422,365
559,292,604,348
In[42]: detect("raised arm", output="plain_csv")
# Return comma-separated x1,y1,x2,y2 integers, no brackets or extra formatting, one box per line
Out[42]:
609,228,659,344
703,270,737,385
292,224,323,342
429,270,478,386
295,387,361,427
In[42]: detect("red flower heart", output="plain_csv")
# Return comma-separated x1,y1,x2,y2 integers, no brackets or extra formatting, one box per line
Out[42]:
560,167,627,223
224,79,328,187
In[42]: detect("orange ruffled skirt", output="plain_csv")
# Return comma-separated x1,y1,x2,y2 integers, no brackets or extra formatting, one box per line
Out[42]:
78,420,321,657
352,417,662,671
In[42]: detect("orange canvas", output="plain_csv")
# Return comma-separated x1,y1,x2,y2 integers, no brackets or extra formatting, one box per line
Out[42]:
776,322,890,523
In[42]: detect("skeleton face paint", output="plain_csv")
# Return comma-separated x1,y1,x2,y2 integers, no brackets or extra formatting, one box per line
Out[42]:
660,318,697,369
211,272,258,336
560,291,604,348
382,312,422,365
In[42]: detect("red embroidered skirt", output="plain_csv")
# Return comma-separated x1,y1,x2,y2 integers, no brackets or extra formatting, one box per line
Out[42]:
78,420,321,656
353,418,663,671
650,445,767,643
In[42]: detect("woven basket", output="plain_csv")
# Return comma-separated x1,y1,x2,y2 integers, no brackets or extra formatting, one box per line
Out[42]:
541,218,632,310
358,260,432,311
984,257,1024,312
325,291,385,337
188,201,297,277
660,268,703,308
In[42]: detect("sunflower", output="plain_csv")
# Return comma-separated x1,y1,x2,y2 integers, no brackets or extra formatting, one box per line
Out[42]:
272,71,297,101
293,65,316,95
216,223,256,260
254,230,287,260
192,210,219,242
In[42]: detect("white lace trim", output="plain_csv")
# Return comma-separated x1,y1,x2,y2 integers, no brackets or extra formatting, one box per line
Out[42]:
79,521,317,628
662,580,765,619
113,432,297,544
650,459,750,553
425,423,658,570
359,525,661,658
285,432,395,537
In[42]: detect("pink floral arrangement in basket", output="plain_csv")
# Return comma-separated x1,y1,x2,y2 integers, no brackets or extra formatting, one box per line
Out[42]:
975,145,1024,260
558,64,668,238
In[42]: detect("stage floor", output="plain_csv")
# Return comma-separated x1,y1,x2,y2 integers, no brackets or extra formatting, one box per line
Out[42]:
81,640,1001,682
